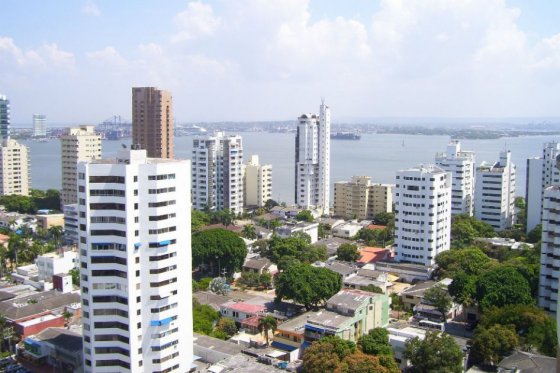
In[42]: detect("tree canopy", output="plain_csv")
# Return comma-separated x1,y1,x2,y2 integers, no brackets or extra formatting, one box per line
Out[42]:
404,331,463,373
422,284,453,321
435,247,493,278
475,266,533,310
336,243,360,262
296,210,315,222
470,324,518,366
358,328,393,356
450,214,495,248
478,304,557,356
192,228,247,277
275,262,342,310
265,236,327,265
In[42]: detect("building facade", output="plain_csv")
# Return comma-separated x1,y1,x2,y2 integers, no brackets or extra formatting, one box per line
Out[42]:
0,95,9,139
333,176,392,219
0,139,30,196
244,155,272,208
538,185,560,315
475,150,516,231
526,142,560,233
394,165,451,266
33,114,47,137
60,126,102,207
78,149,193,372
191,132,244,214
435,141,475,216
132,87,174,159
295,101,330,215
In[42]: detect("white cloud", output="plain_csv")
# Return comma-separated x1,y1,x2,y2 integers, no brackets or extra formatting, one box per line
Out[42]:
87,46,128,69
172,1,221,43
81,2,101,16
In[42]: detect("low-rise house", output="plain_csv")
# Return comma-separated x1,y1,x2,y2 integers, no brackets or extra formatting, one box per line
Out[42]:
331,222,362,239
193,333,244,365
22,327,83,372
475,237,534,251
276,222,319,243
220,301,266,323
35,214,64,230
270,206,303,219
303,289,389,343
497,351,556,372
374,261,435,282
357,247,391,265
343,272,391,294
242,257,277,275
194,291,232,311
398,278,461,321
387,325,427,369
318,260,358,280
0,290,81,338
36,250,78,282
313,237,353,257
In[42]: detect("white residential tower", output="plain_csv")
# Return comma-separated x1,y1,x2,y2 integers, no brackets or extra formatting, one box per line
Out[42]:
78,149,193,372
394,165,451,266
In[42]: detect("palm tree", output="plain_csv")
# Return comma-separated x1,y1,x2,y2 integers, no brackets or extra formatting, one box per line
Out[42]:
258,315,277,345
242,224,257,240
48,225,64,250
62,310,73,329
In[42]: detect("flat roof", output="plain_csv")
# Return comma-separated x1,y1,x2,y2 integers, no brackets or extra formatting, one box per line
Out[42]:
194,333,244,357
306,310,351,329
18,313,59,327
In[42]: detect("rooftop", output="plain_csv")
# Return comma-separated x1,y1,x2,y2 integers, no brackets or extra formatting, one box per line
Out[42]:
31,327,82,353
222,301,266,314
194,333,244,357
498,351,556,373
358,247,390,264
243,258,272,271
306,310,351,330
0,290,80,321
323,261,357,277
327,289,377,311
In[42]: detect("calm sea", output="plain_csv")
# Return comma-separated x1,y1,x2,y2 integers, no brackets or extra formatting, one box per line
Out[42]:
22,133,560,204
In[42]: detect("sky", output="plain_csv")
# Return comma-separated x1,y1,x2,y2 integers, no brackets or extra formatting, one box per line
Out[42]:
1,0,560,124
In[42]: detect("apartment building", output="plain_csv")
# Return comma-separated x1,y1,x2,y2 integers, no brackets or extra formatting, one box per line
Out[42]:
295,100,330,215
526,142,560,233
0,139,30,196
33,114,47,137
244,155,272,208
78,148,193,372
333,176,392,219
394,165,451,266
475,150,516,231
538,185,560,315
191,132,244,214
435,141,475,216
60,125,102,207
132,87,174,159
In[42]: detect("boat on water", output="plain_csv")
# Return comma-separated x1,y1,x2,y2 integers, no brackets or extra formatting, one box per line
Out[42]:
330,132,361,140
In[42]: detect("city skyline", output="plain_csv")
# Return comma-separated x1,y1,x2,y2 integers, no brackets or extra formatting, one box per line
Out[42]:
1,0,560,124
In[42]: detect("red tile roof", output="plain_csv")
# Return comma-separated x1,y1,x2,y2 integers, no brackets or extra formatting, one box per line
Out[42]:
225,302,265,314
358,247,389,264
367,224,386,230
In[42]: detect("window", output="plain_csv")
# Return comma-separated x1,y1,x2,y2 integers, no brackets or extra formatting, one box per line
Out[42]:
89,176,125,183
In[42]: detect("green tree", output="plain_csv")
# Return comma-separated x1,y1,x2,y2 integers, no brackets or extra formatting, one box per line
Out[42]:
192,228,247,276
478,305,557,356
242,224,257,239
362,284,383,294
69,268,80,286
373,212,394,226
215,317,237,337
435,247,493,278
62,310,73,328
258,315,278,345
526,224,542,243
422,284,453,321
470,324,518,366
48,225,64,250
450,214,495,248
303,336,358,373
193,298,220,335
192,210,211,232
336,243,360,262
264,199,279,211
296,210,314,222
267,236,327,265
275,262,342,310
404,331,463,373
217,208,236,227
337,353,399,373
358,328,393,356
475,266,533,310
448,271,477,305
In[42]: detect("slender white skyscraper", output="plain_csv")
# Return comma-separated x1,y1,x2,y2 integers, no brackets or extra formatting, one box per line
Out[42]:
526,141,560,233
435,141,475,216
394,165,451,266
78,149,193,372
191,131,244,214
295,100,330,215
475,150,516,231
33,114,47,137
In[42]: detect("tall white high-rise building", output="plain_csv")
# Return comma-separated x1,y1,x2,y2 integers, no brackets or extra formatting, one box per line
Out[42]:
394,165,451,266
33,114,47,137
191,132,244,214
244,155,272,208
526,142,560,233
475,150,516,231
295,100,330,215
78,149,193,372
61,125,102,207
0,95,30,196
435,141,475,216
538,184,560,315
